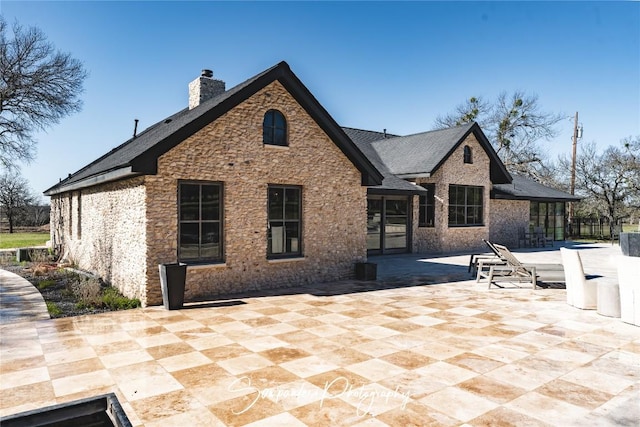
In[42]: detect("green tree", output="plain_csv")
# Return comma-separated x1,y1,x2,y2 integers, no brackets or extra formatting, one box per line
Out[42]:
434,91,564,178
0,17,88,168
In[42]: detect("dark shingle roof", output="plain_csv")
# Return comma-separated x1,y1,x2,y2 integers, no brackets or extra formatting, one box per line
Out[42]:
45,62,383,195
370,123,511,184
342,128,427,194
371,124,475,176
492,175,581,202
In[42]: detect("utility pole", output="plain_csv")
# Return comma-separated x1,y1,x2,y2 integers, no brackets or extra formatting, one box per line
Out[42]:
568,112,579,236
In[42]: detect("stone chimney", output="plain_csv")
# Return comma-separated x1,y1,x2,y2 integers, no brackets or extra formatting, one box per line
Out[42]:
188,69,226,109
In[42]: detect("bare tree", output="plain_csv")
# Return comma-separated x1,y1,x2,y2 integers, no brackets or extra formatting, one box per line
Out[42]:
567,139,639,234
433,91,564,178
0,17,88,168
0,171,34,233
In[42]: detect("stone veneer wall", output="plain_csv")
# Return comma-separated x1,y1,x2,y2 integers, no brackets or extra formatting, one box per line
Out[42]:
50,178,148,304
489,199,530,248
144,81,367,305
414,134,491,253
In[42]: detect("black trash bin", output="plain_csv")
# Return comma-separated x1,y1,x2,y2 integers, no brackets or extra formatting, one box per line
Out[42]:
159,263,187,310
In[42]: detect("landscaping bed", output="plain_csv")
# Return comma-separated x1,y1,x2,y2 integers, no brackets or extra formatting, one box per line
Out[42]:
1,261,140,318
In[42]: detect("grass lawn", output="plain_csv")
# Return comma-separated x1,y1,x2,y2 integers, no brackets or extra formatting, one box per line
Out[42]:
0,232,49,249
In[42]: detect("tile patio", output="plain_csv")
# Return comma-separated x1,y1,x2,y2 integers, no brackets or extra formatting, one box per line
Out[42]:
0,243,639,426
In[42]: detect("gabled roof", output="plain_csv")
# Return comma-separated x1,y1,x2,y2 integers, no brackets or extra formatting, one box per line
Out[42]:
368,122,512,184
492,175,581,202
343,128,427,195
44,61,383,196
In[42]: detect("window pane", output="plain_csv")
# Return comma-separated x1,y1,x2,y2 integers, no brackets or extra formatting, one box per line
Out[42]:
268,187,283,220
274,112,285,128
201,222,220,259
419,206,426,225
285,188,300,219
180,222,200,259
285,222,300,254
367,198,382,215
385,199,407,216
268,221,285,254
180,184,200,221
201,185,219,220
454,186,465,205
263,111,274,127
426,206,435,226
274,128,286,145
385,217,407,249
470,188,482,205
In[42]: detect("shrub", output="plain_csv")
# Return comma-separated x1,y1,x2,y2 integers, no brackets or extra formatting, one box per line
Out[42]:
46,301,62,317
101,287,141,310
71,276,103,307
37,279,56,290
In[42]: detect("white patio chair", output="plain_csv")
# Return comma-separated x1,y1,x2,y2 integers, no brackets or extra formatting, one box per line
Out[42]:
618,255,640,326
559,248,597,310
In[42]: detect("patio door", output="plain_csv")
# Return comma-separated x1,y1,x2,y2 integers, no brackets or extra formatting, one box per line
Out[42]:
367,196,410,255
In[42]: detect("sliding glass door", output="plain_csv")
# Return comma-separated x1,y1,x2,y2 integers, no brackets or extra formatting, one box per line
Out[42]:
367,196,410,254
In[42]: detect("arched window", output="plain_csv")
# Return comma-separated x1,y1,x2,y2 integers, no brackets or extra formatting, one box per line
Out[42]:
263,109,287,146
463,145,473,164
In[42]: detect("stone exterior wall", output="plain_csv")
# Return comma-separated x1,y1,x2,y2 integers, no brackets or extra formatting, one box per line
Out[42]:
414,134,491,253
145,81,367,304
489,199,530,248
50,178,148,303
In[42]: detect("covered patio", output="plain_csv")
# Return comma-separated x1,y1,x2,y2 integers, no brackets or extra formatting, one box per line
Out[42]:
1,243,638,426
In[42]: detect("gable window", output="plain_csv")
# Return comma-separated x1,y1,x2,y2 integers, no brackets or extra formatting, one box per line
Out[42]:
448,185,483,226
268,185,301,258
179,182,223,263
263,109,287,146
463,145,473,164
418,184,435,227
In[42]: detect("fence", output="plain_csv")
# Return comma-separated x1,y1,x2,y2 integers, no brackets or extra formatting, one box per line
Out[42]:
568,217,622,240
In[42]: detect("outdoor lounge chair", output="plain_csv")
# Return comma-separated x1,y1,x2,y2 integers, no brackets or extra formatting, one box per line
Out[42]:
477,243,565,289
477,243,538,289
469,239,507,275
559,248,597,310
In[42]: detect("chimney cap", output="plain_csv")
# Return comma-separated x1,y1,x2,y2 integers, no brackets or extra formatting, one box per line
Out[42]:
201,69,213,78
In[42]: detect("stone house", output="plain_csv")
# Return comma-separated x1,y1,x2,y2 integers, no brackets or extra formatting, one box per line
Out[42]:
344,125,579,255
45,61,577,306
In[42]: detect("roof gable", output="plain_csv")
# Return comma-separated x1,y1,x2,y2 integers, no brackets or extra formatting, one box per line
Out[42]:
359,122,511,184
45,62,383,195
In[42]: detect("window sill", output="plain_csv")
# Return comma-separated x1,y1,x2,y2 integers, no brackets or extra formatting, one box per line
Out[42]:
267,257,306,264
186,263,227,271
263,144,289,150
448,225,486,228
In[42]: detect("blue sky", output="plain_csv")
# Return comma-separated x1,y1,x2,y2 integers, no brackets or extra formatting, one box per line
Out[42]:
2,1,639,197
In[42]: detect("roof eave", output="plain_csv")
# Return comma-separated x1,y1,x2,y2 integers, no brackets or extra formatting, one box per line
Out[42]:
368,188,427,196
44,166,138,196
394,172,432,179
491,192,582,202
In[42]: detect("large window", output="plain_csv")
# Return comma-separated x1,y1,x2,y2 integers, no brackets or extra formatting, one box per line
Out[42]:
268,185,301,258
179,182,222,262
448,185,483,226
419,184,435,227
263,109,287,146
